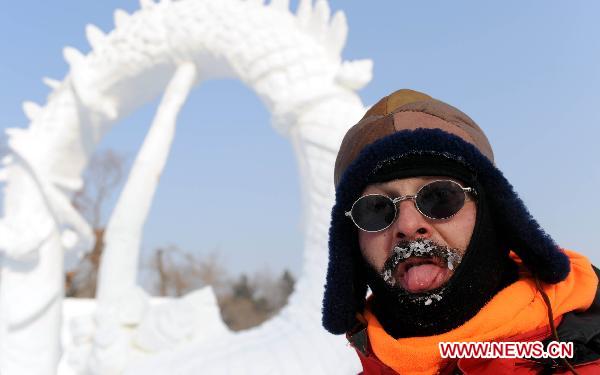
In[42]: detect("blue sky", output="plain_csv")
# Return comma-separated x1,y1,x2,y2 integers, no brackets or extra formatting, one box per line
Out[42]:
1,1,599,277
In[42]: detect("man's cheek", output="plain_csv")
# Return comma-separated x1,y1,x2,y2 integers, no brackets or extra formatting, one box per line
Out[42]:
359,248,384,272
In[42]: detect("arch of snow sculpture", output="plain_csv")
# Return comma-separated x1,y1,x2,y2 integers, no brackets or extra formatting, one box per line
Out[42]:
0,0,373,374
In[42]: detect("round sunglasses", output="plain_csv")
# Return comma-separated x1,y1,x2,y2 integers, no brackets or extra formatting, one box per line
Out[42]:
345,180,476,232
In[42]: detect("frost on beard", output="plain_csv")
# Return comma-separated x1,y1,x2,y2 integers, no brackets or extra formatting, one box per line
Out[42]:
380,238,464,306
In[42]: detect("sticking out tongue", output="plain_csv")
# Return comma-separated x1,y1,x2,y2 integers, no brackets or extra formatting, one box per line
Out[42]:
400,264,449,293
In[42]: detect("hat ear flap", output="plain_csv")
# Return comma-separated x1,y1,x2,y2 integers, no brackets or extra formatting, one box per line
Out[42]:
482,170,570,283
322,208,368,334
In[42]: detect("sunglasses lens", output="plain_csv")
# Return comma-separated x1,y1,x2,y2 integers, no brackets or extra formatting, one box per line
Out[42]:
417,181,466,219
351,195,396,231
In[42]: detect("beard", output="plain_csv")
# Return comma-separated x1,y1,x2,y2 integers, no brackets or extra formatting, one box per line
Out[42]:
379,238,464,304
364,238,465,319
363,193,518,338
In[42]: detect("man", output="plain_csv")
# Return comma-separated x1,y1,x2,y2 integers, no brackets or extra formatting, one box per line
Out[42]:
322,89,600,374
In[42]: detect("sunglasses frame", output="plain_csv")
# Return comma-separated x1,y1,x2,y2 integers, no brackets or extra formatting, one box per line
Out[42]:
345,179,476,233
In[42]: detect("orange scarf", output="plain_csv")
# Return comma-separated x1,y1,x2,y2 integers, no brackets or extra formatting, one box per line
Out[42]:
363,249,598,375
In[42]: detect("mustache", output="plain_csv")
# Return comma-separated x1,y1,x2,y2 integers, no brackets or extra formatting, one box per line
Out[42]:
381,238,463,287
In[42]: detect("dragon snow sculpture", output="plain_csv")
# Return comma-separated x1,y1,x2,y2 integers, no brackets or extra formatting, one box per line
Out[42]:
0,0,372,373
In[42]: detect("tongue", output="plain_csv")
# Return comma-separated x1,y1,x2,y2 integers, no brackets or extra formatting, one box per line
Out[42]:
402,264,447,293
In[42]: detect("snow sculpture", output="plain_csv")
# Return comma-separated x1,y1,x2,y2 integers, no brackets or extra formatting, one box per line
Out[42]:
0,0,373,374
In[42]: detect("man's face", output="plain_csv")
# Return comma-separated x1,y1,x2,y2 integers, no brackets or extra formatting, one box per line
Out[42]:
358,176,476,294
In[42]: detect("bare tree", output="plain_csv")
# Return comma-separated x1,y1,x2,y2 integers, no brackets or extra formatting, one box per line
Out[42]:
72,149,125,227
144,245,226,297
66,149,126,297
218,268,296,331
142,245,296,332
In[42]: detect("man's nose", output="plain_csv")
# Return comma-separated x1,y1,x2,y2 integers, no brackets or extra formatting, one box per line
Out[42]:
392,199,432,240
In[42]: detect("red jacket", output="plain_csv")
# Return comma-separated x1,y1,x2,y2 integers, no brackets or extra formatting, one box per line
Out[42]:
348,266,600,374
